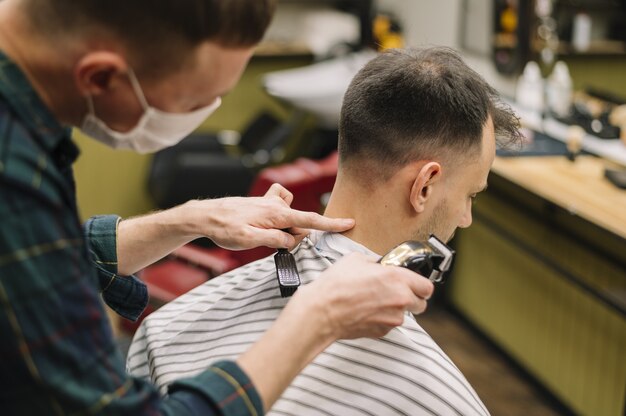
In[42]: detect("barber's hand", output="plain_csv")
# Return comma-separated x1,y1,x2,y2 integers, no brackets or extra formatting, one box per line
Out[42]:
183,183,354,250
287,253,435,340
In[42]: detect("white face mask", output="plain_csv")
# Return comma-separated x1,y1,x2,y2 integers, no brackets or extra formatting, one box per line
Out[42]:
80,69,221,154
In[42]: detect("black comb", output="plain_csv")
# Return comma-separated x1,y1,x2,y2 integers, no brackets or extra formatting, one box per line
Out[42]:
275,248,301,297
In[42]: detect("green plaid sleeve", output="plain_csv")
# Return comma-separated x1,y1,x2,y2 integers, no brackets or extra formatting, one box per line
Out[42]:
0,175,263,415
84,215,148,321
168,360,265,416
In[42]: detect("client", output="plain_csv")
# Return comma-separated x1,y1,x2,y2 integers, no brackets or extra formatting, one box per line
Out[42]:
127,47,521,416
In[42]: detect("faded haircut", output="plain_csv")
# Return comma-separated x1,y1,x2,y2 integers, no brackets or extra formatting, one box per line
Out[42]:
338,47,521,180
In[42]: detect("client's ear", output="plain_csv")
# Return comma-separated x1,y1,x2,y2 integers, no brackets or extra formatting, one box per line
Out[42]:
409,162,442,213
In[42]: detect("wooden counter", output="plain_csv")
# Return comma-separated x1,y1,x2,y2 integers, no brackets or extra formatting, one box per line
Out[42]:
491,156,626,240
447,155,626,416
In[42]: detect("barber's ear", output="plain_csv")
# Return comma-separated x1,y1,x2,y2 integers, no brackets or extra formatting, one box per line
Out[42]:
409,162,442,213
74,52,129,97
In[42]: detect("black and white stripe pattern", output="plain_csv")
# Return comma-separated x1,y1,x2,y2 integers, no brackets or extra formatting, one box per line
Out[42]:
127,233,489,416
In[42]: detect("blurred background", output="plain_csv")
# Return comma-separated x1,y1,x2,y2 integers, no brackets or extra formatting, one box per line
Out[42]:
72,2,626,415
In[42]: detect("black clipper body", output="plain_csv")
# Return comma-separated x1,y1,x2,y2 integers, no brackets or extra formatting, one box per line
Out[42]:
275,248,301,298
378,235,455,283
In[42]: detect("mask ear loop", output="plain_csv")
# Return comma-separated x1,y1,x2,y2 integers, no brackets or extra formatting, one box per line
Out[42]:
85,94,97,116
84,68,148,120
126,68,150,111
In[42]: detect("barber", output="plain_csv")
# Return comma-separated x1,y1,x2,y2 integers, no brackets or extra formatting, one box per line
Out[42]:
0,0,434,414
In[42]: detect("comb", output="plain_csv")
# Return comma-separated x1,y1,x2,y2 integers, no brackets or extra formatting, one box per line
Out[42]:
275,248,301,297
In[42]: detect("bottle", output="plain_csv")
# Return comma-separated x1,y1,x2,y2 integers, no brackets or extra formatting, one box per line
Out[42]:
572,12,592,52
516,61,544,113
546,61,573,118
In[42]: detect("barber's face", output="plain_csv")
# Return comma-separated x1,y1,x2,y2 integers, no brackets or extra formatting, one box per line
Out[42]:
418,118,496,243
77,42,254,132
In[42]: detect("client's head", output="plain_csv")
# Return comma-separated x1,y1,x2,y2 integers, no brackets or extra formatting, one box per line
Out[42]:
325,47,521,253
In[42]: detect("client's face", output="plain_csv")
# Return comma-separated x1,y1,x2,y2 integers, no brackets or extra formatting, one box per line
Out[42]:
417,118,496,243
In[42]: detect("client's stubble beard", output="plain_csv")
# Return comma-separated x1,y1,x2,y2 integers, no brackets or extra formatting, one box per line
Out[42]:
413,199,452,243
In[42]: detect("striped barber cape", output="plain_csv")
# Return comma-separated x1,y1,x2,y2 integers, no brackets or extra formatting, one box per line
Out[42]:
127,231,490,416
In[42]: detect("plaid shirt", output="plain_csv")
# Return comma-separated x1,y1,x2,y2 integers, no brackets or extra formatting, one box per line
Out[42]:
0,50,263,415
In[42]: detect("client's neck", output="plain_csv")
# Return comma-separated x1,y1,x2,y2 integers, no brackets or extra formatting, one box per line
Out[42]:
323,172,412,256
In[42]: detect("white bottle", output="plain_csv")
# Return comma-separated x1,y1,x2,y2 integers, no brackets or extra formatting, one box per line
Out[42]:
546,61,573,118
516,61,545,113
572,13,592,52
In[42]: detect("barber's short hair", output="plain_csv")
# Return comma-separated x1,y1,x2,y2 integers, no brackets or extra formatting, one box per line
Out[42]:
25,0,276,74
338,47,520,179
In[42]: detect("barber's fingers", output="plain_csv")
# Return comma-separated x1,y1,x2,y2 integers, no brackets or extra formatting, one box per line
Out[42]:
382,266,434,315
406,294,429,315
245,227,297,249
282,209,355,233
264,183,294,205
263,184,355,234
287,227,310,247
244,227,313,250
385,264,434,299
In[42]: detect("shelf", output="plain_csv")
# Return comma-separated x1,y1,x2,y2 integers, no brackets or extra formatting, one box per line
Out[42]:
554,0,626,13
530,41,626,58
557,40,626,56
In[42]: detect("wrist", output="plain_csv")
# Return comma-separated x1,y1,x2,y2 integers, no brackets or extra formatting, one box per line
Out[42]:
167,199,213,242
286,288,337,351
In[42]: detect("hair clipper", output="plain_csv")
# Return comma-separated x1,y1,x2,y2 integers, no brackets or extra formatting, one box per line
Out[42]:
378,235,455,283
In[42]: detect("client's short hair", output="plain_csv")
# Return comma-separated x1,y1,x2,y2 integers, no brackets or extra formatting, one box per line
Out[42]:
339,47,520,180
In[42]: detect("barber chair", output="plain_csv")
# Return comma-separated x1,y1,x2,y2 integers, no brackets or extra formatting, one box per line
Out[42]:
148,111,311,209
122,152,340,333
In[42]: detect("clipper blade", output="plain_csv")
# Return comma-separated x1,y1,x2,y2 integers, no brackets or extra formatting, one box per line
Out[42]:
275,249,301,298
426,234,455,283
